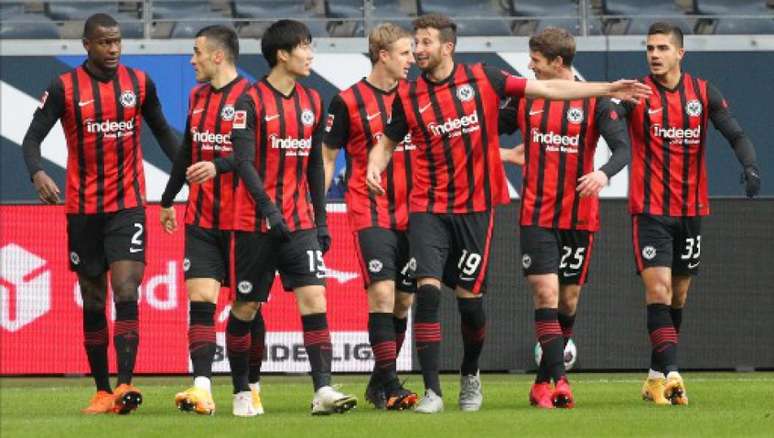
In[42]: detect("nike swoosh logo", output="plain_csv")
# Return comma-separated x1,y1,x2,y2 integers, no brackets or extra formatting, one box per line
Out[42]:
419,102,433,113
529,110,543,116
264,114,280,122
687,261,700,269
459,276,475,282
316,272,326,279
366,112,381,121
78,99,94,107
562,272,578,278
192,108,205,114
129,247,143,253
648,108,662,115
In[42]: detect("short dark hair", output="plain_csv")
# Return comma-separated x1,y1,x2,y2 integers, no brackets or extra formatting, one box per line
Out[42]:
83,13,119,39
529,27,576,67
648,22,684,48
413,14,457,46
261,19,312,68
196,25,239,63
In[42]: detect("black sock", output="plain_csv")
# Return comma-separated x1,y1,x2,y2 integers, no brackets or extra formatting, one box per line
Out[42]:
83,308,111,392
457,297,485,376
558,312,576,347
535,308,565,383
648,304,678,374
188,301,216,380
302,313,332,391
670,307,683,334
394,316,408,358
368,312,398,390
226,312,252,393
414,284,442,396
535,354,551,384
249,311,266,384
114,301,139,385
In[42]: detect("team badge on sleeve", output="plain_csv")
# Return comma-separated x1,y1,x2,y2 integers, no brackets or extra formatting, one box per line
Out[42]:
325,113,335,132
233,110,247,129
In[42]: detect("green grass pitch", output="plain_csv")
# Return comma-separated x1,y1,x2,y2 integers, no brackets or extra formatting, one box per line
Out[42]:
2,373,773,437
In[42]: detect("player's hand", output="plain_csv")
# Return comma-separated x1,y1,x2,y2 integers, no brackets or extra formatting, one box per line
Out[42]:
366,163,385,196
317,225,332,255
160,206,177,234
609,79,652,104
500,144,525,166
577,170,608,197
741,164,761,198
186,161,217,184
32,171,61,204
266,209,291,242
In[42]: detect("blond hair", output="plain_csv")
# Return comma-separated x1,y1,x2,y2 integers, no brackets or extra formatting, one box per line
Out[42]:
368,22,411,65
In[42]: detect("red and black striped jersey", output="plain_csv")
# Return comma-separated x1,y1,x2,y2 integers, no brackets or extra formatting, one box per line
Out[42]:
180,77,249,229
23,62,177,215
623,73,717,217
499,96,629,231
231,78,325,232
324,78,415,231
384,63,527,214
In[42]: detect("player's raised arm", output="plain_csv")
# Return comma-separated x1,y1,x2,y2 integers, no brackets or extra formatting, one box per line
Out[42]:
706,83,760,197
141,76,179,161
577,99,631,197
525,78,652,104
231,94,290,240
22,79,65,204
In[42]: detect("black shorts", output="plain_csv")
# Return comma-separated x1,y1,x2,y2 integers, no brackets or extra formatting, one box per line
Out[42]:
66,207,146,277
632,214,702,275
354,227,416,293
408,211,494,294
519,226,595,285
184,225,231,285
232,229,325,302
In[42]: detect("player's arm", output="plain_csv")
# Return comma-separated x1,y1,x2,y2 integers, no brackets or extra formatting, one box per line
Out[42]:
185,154,236,184
159,120,193,233
483,65,650,103
707,83,760,198
141,76,179,161
500,144,525,166
22,79,65,204
367,94,405,195
232,94,290,240
322,95,350,193
577,99,631,197
309,99,331,253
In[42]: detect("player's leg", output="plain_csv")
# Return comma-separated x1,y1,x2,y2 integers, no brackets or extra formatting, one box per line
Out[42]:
521,226,571,408
280,229,356,415
68,212,115,413
174,226,226,415
633,214,676,405
229,230,274,417
408,213,449,413
104,207,146,414
556,230,594,367
448,209,495,412
248,306,266,411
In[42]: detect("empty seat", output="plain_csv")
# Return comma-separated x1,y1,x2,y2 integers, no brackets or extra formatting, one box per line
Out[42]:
420,0,513,35
713,17,774,34
152,1,212,19
171,20,235,38
0,13,60,38
232,0,327,36
696,0,769,15
46,1,119,21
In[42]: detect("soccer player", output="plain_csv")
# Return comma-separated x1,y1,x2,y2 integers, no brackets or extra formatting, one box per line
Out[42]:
21,13,178,414
498,27,631,409
366,13,650,413
620,22,760,406
158,25,266,416
230,19,357,415
322,23,418,410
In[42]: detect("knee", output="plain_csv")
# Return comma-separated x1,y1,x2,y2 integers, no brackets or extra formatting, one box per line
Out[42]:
645,280,671,304
531,282,558,308
393,292,414,318
296,286,327,315
231,301,261,321
559,287,580,314
416,284,441,313
111,274,141,303
367,281,395,313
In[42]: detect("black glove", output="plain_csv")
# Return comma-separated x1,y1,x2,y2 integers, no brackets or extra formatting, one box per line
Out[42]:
317,224,331,255
741,165,761,198
265,209,291,242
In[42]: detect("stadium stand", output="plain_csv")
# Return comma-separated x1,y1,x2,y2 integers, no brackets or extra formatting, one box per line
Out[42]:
418,0,514,36
0,2,59,38
600,0,697,34
695,0,774,34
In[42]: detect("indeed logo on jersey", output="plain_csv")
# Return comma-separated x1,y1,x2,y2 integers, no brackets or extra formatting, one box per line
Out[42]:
269,134,312,156
192,129,232,151
531,129,579,153
427,112,479,138
85,118,134,137
652,125,701,145
373,132,415,151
